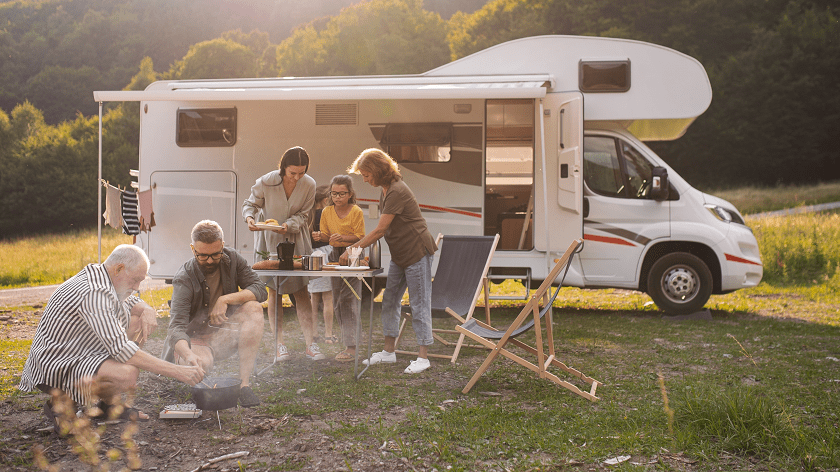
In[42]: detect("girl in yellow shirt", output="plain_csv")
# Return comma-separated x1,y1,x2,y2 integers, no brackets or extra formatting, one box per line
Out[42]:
311,175,366,361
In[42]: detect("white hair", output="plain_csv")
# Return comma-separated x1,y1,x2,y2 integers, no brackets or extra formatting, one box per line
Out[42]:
104,244,150,271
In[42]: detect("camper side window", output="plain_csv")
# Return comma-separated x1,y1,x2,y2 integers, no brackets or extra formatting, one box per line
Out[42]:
177,108,237,147
584,136,654,199
378,123,451,163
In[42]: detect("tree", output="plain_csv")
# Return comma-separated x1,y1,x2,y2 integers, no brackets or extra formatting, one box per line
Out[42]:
448,0,552,60
167,38,257,79
663,4,840,187
24,65,103,121
275,0,450,76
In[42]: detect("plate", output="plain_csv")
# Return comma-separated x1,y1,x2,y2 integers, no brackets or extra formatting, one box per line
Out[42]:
339,265,370,270
324,265,370,271
253,223,283,230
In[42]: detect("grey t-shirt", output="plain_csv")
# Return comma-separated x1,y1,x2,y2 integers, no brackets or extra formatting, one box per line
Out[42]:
380,179,437,268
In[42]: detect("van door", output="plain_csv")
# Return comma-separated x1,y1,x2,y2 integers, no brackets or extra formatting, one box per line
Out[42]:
146,171,238,278
538,92,584,254
580,134,670,284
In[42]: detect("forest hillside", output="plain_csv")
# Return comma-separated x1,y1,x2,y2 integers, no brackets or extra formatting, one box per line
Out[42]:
0,0,837,238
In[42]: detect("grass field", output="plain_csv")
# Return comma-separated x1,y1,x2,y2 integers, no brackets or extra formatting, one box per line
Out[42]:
1,183,839,470
711,180,840,215
0,228,132,289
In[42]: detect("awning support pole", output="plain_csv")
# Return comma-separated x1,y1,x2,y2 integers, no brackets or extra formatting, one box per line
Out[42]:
98,102,103,263
539,101,552,273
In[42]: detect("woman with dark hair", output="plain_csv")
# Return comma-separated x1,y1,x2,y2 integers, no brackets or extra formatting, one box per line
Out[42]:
242,146,323,361
341,149,437,374
313,174,365,361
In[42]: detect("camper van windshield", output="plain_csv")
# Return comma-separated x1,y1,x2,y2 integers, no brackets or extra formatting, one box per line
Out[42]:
177,108,237,147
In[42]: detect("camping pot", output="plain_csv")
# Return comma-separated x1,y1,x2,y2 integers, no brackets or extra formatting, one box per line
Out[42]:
368,240,381,269
300,255,323,271
191,377,241,411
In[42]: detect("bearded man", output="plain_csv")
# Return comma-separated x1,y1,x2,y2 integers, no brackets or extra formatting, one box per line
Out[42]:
162,220,267,407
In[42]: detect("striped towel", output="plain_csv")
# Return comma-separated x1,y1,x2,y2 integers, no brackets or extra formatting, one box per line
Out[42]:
122,190,140,235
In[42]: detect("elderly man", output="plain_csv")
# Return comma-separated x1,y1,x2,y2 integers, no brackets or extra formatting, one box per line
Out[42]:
20,244,205,427
161,220,267,407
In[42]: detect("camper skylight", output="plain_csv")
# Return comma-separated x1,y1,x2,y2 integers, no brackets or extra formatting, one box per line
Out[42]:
579,60,631,93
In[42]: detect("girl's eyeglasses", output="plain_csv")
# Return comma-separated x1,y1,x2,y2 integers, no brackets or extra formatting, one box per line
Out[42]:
330,191,349,197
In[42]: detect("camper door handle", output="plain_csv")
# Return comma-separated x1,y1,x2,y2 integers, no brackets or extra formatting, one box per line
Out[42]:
559,108,565,149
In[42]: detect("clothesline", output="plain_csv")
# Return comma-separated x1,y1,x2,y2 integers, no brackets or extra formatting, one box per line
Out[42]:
100,179,155,235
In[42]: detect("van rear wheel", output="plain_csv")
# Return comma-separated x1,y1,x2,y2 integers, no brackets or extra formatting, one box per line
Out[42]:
647,252,712,315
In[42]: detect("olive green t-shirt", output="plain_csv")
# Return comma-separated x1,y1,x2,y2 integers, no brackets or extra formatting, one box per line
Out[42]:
380,179,437,268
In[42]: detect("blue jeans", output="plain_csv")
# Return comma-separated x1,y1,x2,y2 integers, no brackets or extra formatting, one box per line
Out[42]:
380,253,434,346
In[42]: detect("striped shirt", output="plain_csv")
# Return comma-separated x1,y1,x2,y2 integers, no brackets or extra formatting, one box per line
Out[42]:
19,264,141,405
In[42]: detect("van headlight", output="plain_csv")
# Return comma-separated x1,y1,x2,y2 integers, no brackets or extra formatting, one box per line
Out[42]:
705,204,745,225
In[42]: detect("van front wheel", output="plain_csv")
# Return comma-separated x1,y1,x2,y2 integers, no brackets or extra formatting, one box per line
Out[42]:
647,253,712,315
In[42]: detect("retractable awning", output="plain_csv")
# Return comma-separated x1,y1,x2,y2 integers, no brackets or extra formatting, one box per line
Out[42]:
93,74,553,102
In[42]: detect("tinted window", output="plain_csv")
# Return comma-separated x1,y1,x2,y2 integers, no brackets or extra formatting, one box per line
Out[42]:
583,136,623,196
379,123,451,162
584,136,655,199
579,61,631,93
177,108,236,147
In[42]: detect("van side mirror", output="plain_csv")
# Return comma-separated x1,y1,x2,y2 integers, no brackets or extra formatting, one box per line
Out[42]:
583,197,590,218
650,167,669,201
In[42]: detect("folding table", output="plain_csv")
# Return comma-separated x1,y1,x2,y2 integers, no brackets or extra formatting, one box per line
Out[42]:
255,267,383,379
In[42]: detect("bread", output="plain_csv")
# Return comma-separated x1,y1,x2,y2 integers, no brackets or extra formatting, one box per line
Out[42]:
265,219,279,225
252,260,280,270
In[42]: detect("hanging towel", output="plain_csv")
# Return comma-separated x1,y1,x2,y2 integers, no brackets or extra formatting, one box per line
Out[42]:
122,190,140,235
137,189,156,232
103,184,123,230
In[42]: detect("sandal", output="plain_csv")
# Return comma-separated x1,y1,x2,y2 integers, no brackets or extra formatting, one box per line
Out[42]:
44,397,78,436
325,335,339,345
334,350,354,362
90,401,150,422
43,400,62,435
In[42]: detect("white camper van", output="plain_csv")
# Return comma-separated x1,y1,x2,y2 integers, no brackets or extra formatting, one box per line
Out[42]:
94,35,763,314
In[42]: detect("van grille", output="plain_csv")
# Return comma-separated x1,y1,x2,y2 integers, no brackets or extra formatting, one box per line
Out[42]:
316,103,357,126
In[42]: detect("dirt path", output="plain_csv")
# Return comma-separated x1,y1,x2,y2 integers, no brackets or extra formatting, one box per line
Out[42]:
0,278,169,307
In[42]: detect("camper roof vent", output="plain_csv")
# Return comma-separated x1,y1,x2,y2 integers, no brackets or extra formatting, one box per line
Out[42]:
316,103,358,126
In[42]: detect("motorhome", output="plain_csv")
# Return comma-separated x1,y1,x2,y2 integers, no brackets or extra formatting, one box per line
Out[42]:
93,35,763,315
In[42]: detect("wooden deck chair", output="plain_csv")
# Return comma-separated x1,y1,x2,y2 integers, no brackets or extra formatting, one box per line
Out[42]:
395,234,500,363
455,239,602,402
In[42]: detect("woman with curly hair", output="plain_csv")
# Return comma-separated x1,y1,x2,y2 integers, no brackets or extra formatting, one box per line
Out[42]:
341,148,437,374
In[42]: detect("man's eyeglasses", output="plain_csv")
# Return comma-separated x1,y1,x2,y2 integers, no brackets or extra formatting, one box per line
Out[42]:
330,191,350,198
192,248,224,261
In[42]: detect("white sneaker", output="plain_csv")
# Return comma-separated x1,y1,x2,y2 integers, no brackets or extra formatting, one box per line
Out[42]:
404,357,431,374
362,350,397,365
306,343,326,361
276,344,291,362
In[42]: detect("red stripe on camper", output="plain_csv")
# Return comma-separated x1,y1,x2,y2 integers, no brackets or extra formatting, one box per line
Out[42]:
725,254,763,266
357,198,482,218
583,234,637,247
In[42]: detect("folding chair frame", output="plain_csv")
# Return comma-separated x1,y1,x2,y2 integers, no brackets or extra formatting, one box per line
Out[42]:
395,233,500,363
456,239,601,402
